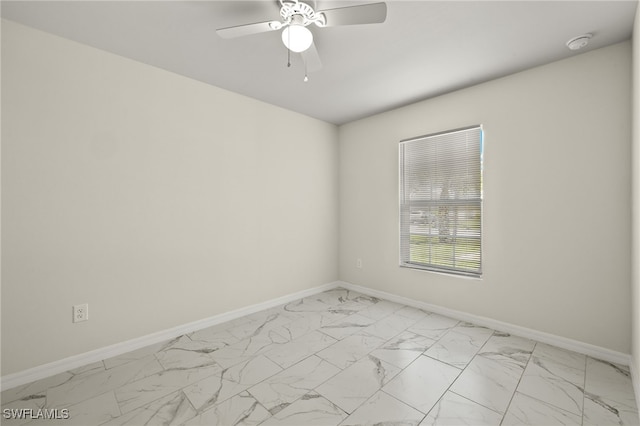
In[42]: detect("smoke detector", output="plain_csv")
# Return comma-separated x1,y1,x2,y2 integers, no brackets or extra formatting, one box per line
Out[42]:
566,34,592,51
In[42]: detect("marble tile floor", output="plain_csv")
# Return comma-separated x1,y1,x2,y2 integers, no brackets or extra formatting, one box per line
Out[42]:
2,287,639,425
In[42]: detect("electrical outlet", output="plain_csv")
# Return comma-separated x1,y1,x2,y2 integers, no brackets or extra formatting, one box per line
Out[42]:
73,304,89,323
356,258,363,269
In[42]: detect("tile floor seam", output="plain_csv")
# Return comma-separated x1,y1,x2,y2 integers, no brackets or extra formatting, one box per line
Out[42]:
248,353,343,414
117,364,222,414
416,355,468,418
379,387,429,419
381,372,436,417
181,389,198,415
516,362,587,417
499,340,538,424
181,368,236,413
447,388,505,416
381,352,461,417
86,391,121,426
338,389,428,426
511,388,587,419
317,354,402,416
420,328,499,419
252,355,346,418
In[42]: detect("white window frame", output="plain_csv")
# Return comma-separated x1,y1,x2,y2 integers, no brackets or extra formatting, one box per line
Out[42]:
399,125,483,278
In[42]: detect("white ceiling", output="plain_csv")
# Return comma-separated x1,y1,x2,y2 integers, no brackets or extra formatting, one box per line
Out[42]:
2,0,637,125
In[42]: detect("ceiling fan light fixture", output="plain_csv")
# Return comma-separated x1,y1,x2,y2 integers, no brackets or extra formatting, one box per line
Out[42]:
282,24,313,52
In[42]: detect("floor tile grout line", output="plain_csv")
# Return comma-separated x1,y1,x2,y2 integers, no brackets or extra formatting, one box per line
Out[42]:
416,326,538,423
105,389,192,426
515,348,588,417
314,326,432,416
179,389,198,420
277,296,426,419
379,377,435,417
387,392,428,424
94,391,123,426
348,338,459,419
414,335,490,422
245,296,380,419
335,387,429,424
188,358,281,415
381,328,515,420
448,388,504,416
43,356,164,413
313,354,401,418
315,322,414,415
508,384,587,421
379,388,428,421
114,380,193,418
498,340,537,425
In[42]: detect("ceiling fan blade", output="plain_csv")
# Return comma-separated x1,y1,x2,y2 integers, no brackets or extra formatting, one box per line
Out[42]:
301,42,322,73
318,2,387,27
216,20,281,39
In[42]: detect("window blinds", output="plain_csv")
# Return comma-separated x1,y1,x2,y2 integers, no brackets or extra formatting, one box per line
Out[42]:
399,125,483,277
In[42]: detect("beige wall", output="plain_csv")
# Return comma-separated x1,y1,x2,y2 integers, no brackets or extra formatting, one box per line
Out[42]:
1,16,636,377
632,2,640,384
339,41,632,353
1,20,339,375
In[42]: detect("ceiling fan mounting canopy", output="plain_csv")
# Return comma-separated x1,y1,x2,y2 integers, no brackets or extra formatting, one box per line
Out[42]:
270,0,326,30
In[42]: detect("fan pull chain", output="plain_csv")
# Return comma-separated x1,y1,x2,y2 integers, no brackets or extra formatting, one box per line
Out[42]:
284,23,307,82
287,29,291,67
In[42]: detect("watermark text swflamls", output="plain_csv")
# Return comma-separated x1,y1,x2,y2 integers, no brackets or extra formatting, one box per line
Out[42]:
3,408,70,420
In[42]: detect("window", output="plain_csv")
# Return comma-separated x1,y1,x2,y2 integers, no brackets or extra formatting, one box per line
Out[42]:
399,125,483,277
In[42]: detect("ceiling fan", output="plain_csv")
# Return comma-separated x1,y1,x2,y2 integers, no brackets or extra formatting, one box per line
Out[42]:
216,1,387,79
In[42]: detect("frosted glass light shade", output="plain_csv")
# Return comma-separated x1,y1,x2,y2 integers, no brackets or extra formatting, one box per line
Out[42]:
282,25,313,53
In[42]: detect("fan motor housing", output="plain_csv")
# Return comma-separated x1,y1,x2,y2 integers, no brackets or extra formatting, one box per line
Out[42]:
280,1,325,27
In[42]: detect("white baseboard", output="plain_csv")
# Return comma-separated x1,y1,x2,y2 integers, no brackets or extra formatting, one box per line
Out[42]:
338,280,632,367
3,279,632,391
0,281,340,391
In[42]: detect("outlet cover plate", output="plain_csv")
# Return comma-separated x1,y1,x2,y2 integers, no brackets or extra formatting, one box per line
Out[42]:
73,304,88,323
